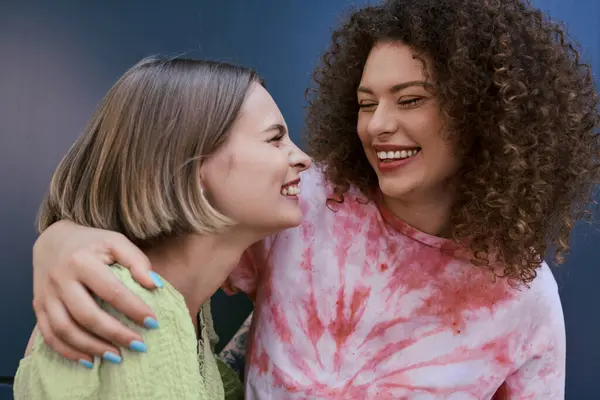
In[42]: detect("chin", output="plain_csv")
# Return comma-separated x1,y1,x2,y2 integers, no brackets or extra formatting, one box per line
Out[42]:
274,207,303,229
282,212,303,229
252,212,303,236
377,177,418,200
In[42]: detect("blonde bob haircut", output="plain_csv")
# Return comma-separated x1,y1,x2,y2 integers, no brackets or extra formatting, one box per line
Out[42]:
38,56,262,245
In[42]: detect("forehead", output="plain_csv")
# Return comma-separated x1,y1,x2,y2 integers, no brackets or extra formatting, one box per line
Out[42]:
360,41,427,86
231,83,286,133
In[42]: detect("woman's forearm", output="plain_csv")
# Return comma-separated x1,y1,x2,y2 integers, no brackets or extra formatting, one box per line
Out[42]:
218,312,253,375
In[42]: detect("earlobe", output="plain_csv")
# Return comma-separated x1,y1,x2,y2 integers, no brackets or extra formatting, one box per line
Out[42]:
198,177,205,196
198,167,205,195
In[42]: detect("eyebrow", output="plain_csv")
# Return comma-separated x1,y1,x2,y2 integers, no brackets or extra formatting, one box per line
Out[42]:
357,80,433,94
262,123,287,135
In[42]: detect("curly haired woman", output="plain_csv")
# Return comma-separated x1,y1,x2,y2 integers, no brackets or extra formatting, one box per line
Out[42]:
28,0,600,398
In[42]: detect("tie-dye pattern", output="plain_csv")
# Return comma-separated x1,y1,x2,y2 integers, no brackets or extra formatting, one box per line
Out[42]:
224,168,565,399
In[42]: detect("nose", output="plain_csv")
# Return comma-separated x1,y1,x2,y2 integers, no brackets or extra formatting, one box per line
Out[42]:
366,103,399,138
289,145,311,172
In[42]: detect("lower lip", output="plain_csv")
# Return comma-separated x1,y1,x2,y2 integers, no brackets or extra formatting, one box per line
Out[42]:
376,152,420,172
281,188,299,200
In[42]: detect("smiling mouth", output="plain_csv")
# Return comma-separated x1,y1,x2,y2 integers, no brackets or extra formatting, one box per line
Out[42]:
281,179,300,196
376,148,421,162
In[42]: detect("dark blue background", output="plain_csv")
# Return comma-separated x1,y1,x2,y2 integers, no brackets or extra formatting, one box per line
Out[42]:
1,1,598,398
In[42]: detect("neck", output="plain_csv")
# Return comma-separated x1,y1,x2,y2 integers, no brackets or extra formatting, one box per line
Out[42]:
382,183,456,238
144,229,257,326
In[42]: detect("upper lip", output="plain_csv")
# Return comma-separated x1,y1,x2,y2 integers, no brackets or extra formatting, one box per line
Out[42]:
281,178,300,188
372,143,421,151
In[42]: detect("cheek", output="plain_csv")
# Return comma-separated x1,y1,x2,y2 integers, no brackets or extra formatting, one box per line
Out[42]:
443,142,461,175
424,136,461,177
411,114,460,177
218,151,290,224
208,149,288,205
237,149,288,184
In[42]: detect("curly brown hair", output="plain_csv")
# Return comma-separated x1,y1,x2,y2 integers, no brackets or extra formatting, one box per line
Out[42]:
305,0,600,285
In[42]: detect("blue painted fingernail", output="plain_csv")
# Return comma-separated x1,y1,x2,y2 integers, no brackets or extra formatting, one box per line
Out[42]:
143,316,159,329
102,351,122,364
79,359,94,369
149,271,163,288
129,340,147,352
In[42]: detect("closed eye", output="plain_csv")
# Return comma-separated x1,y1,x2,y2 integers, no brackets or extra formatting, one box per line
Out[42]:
267,133,285,143
398,98,424,108
358,103,377,111
264,123,287,144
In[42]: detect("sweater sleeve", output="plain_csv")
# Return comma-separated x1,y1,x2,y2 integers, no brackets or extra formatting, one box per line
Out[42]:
14,265,213,400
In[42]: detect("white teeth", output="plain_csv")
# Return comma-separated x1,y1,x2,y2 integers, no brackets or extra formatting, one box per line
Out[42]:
281,185,300,196
376,149,419,161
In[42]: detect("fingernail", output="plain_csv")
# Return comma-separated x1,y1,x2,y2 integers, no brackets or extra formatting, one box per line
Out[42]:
79,359,94,369
102,351,122,364
143,316,159,329
149,271,163,288
129,340,147,352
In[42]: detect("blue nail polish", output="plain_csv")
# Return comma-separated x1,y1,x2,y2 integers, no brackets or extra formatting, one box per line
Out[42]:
129,340,147,352
79,359,94,369
103,351,122,364
149,271,163,288
143,316,159,329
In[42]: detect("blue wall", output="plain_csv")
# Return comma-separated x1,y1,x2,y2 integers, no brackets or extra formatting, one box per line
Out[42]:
0,1,598,398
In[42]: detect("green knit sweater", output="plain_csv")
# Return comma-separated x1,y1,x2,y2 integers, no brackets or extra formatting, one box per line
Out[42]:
14,265,243,400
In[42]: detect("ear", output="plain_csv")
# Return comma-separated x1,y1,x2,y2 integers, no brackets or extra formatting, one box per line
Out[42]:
198,164,206,196
198,161,206,181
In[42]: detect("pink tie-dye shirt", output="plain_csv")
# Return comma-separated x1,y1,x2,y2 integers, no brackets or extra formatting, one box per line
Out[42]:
224,167,565,399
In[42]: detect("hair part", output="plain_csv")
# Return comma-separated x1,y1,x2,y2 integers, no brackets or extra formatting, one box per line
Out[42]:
38,57,262,245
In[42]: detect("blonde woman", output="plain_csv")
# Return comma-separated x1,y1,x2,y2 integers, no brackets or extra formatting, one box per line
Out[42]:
14,57,310,400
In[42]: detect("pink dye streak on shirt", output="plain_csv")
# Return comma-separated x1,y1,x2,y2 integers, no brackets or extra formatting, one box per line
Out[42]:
224,168,565,400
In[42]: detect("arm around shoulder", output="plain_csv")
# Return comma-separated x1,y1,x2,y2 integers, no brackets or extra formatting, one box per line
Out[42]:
16,266,209,400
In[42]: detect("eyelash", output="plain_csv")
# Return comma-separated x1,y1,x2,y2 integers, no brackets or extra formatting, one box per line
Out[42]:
399,98,423,107
267,133,285,143
358,98,424,109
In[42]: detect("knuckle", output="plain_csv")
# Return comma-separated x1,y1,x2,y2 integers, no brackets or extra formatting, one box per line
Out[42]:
52,320,71,338
67,251,87,270
101,232,124,251
78,310,100,330
47,272,63,288
41,331,56,347
108,231,126,242
32,297,42,313
104,284,126,304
